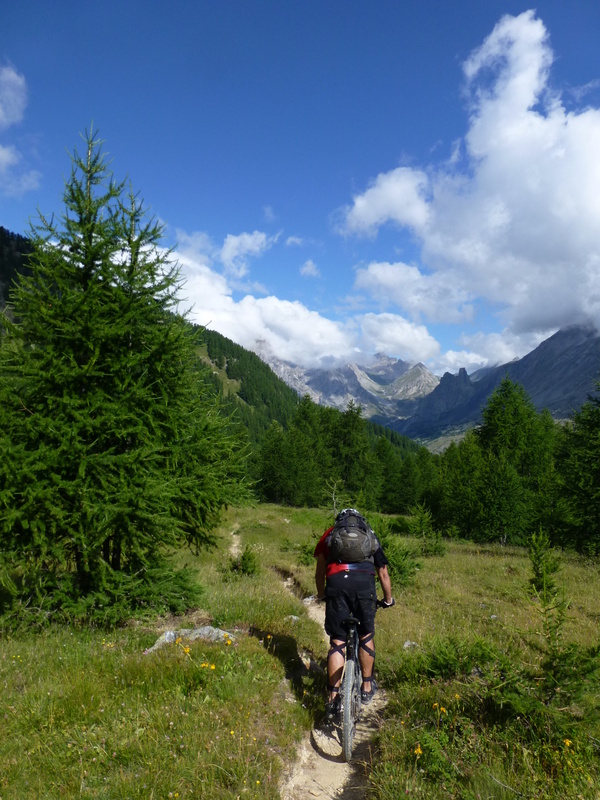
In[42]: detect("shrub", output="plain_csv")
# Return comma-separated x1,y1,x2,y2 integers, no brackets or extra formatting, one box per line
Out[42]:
408,503,446,557
371,514,421,585
225,545,259,578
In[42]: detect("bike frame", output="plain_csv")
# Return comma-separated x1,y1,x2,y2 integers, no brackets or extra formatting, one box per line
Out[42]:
339,615,362,761
335,598,385,760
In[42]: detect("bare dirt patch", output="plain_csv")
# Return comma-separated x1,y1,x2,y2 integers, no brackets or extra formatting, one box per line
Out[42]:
229,522,241,557
279,594,387,799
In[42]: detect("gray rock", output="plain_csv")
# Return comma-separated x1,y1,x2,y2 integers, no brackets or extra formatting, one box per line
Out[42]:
143,626,235,654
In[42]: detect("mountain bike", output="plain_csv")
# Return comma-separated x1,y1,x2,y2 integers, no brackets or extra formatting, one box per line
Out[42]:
339,613,362,761
336,598,393,761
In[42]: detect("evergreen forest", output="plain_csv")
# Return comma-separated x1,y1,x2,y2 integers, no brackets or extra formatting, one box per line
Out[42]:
1,129,600,628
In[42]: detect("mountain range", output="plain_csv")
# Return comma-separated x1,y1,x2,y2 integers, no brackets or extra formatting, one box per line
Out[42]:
255,325,600,447
3,225,600,450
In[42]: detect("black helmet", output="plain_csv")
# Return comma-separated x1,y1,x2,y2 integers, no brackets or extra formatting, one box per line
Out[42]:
336,507,359,520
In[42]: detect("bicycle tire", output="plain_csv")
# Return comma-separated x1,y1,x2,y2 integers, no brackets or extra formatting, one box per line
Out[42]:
341,651,361,761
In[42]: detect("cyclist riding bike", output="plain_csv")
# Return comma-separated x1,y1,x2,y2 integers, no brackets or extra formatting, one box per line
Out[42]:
314,508,394,719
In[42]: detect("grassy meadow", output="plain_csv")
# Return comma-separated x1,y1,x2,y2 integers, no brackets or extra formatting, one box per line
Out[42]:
2,504,600,799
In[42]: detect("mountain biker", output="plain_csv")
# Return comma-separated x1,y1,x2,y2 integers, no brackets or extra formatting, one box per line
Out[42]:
314,508,394,719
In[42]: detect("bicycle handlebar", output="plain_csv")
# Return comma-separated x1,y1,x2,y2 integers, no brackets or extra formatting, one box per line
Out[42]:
315,595,394,608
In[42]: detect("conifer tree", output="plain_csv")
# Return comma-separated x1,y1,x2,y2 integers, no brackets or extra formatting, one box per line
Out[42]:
437,378,560,545
256,421,292,504
286,397,331,506
560,383,600,552
0,129,249,619
437,432,486,538
374,436,402,513
332,401,378,508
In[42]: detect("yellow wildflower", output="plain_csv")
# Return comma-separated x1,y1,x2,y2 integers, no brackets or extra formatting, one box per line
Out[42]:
414,744,422,756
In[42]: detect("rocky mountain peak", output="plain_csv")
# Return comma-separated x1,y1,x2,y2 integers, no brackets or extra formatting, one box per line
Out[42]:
253,346,439,424
254,325,600,448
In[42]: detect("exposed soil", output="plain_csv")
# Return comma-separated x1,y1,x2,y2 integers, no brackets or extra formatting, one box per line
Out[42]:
229,523,242,557
279,594,387,800
227,536,386,798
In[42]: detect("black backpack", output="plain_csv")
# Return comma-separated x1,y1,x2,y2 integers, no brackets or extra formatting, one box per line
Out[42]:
327,509,377,563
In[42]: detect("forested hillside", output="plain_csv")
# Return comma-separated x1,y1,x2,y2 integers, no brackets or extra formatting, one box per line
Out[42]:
199,326,300,441
0,225,32,307
196,326,426,511
4,204,600,562
1,221,426,526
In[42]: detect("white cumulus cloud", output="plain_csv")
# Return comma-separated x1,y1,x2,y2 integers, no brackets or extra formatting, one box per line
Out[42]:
354,261,473,323
0,65,40,196
220,230,279,278
340,10,600,361
339,166,430,237
175,243,443,368
434,329,549,375
300,259,320,278
359,313,440,363
176,11,600,374
0,65,27,130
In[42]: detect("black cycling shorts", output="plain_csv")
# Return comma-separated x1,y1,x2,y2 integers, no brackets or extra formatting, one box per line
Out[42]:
324,570,377,641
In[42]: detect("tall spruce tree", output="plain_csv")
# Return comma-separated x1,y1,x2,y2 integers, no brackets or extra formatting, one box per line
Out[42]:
0,130,249,619
286,397,332,506
437,378,560,545
332,401,378,509
559,383,600,552
256,421,292,504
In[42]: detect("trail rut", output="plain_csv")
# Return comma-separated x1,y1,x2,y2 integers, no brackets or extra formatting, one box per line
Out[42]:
227,532,386,798
279,592,387,799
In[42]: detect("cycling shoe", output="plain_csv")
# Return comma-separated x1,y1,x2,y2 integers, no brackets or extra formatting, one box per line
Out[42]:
361,678,378,704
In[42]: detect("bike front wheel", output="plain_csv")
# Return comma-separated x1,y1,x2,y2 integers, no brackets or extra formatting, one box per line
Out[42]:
341,657,361,761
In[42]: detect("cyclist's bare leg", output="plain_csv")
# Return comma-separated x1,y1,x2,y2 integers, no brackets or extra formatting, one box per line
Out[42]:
327,639,346,701
359,632,375,692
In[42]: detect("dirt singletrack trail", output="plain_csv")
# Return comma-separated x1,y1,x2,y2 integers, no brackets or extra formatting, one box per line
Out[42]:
279,593,387,800
229,523,241,557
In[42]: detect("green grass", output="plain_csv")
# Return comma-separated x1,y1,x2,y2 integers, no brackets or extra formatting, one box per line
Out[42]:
1,623,313,799
1,505,325,800
2,505,600,799
373,541,600,799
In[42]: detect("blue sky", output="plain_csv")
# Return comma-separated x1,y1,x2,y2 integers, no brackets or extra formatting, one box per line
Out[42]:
2,1,600,374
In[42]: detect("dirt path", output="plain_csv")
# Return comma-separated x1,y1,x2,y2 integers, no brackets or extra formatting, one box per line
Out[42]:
279,593,387,800
229,523,241,557
227,532,386,798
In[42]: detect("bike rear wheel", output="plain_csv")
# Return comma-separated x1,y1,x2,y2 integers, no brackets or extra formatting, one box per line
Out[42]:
341,655,361,761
